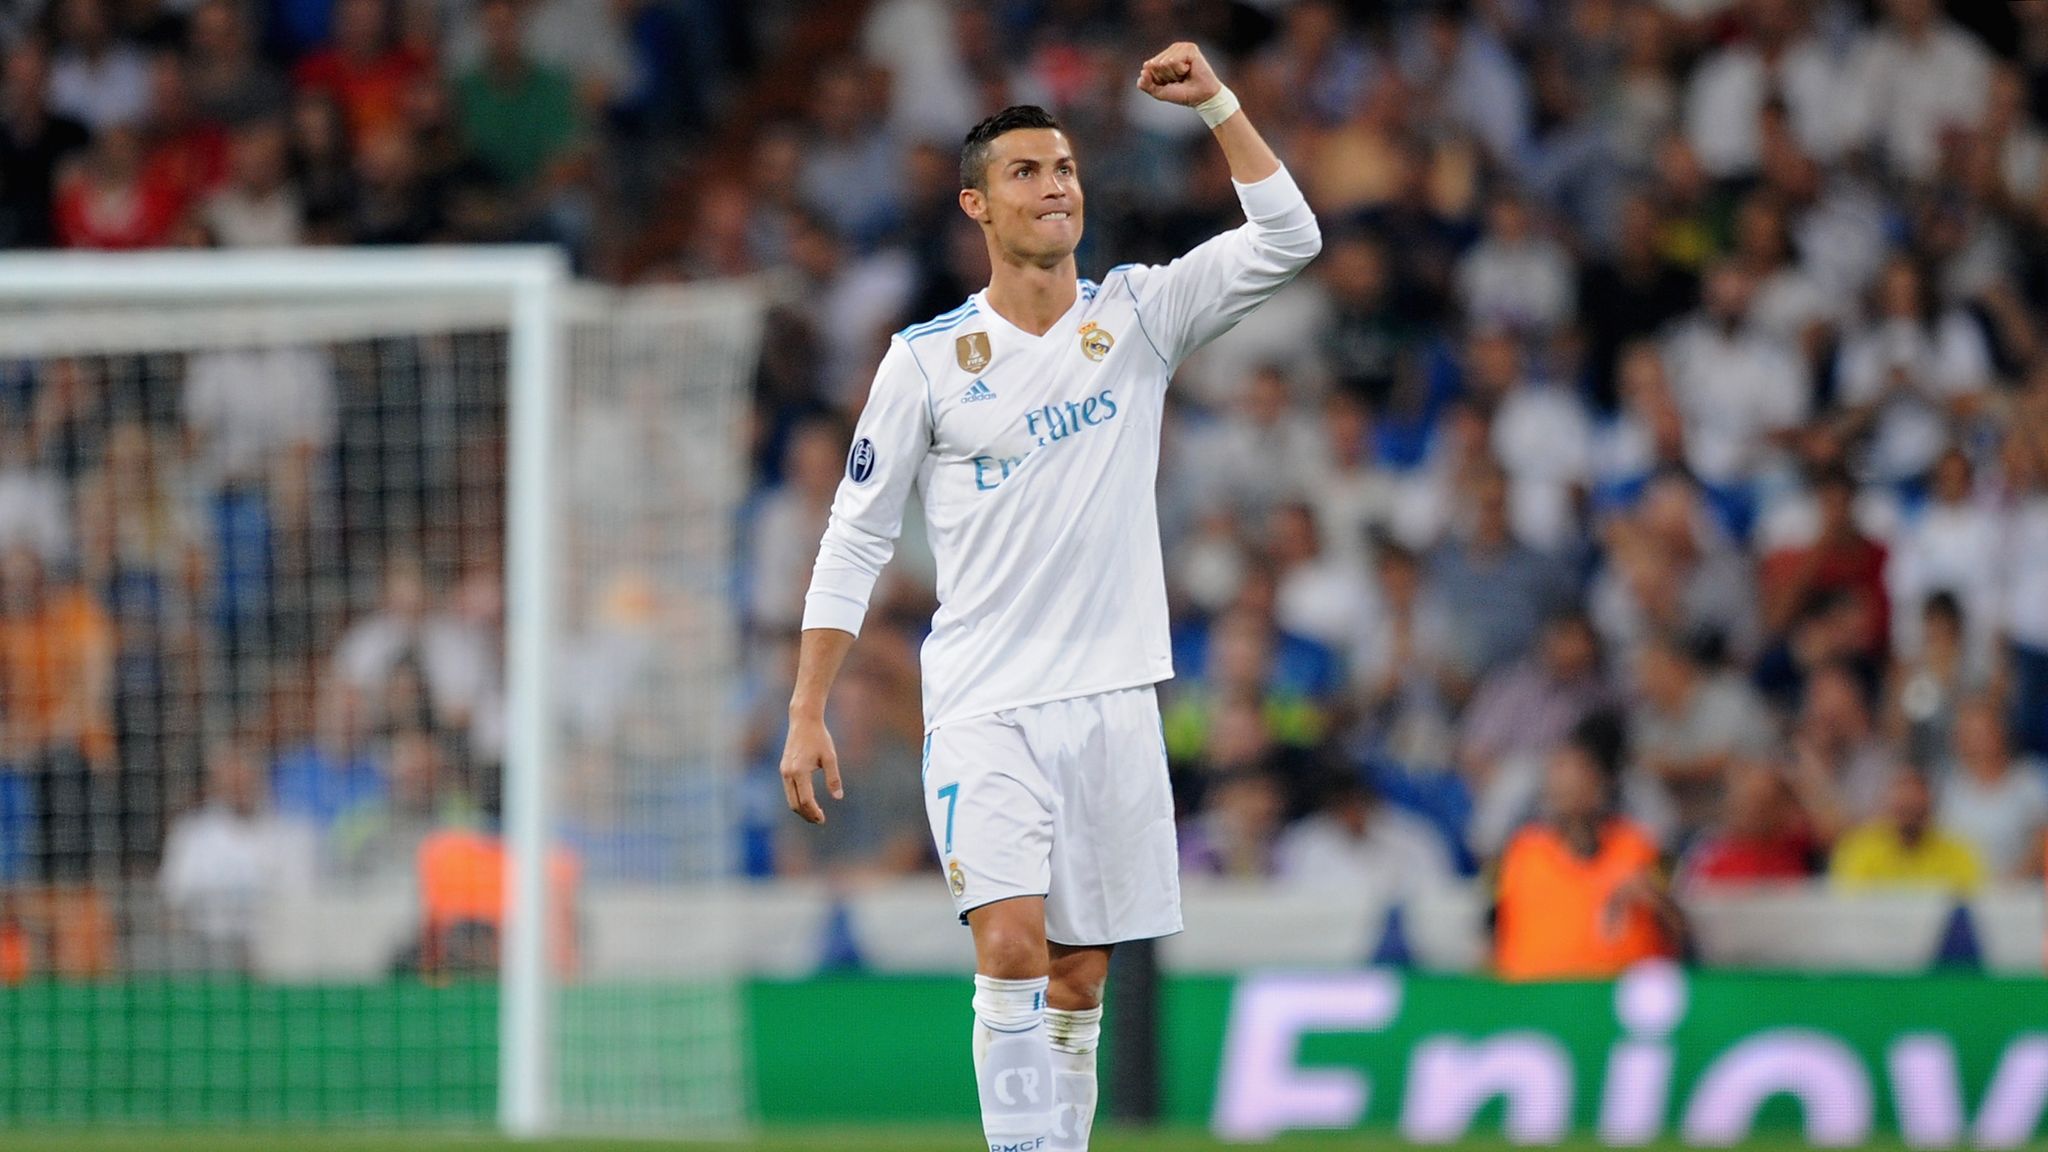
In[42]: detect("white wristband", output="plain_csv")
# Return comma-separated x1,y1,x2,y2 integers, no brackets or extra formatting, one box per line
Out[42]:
1194,85,1240,129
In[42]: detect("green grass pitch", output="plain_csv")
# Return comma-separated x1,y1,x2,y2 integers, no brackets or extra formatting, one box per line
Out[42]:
0,1130,1908,1152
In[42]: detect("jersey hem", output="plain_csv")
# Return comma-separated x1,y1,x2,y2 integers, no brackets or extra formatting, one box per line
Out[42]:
922,666,1175,734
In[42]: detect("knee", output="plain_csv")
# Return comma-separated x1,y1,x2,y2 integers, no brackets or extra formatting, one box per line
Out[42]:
1048,969,1104,1012
966,906,1048,975
976,926,1047,982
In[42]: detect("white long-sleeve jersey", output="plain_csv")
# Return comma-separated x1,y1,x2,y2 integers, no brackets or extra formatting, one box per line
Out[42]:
803,165,1322,731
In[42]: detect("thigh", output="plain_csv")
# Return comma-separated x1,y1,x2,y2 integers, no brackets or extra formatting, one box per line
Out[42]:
924,713,1055,923
1044,688,1182,947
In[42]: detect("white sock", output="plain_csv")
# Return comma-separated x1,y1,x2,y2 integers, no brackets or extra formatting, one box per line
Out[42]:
1045,1006,1102,1152
971,974,1055,1152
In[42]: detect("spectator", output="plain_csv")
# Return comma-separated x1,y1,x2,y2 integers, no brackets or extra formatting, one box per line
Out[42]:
1427,465,1574,677
1458,612,1613,804
0,38,91,248
331,555,492,740
1275,771,1455,898
1888,448,1999,659
1207,364,1321,521
1454,193,1575,338
1681,760,1818,889
1353,542,1459,769
1790,662,1897,844
330,726,476,879
203,116,302,247
52,124,185,249
1593,473,1760,669
1267,501,1371,655
746,416,844,636
1165,608,1325,764
1494,712,1680,980
1830,766,1983,892
797,57,902,251
1684,0,1846,179
1475,329,1591,552
454,0,583,204
182,338,335,490
1834,258,1992,485
1319,231,1412,415
1662,261,1808,486
270,673,384,833
140,50,228,217
1935,698,2048,881
0,422,70,563
1579,198,1697,413
1888,591,1994,770
448,0,631,111
2004,397,2048,758
1843,0,1992,184
285,87,353,238
46,0,150,133
158,739,312,967
1307,391,1397,575
1629,631,1777,848
292,0,426,147
184,0,288,125
1760,466,1892,669
1178,765,1285,879
1731,191,1835,375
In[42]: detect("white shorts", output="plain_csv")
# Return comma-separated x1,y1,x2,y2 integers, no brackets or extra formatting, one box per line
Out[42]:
922,685,1183,946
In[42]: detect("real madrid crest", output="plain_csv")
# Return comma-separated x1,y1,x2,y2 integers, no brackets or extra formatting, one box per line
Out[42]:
947,858,967,897
1079,321,1114,362
956,332,993,373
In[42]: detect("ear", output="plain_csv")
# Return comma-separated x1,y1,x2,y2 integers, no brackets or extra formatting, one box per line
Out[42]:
958,187,986,223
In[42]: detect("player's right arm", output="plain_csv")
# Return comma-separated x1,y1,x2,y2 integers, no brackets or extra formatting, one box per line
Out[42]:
781,337,931,824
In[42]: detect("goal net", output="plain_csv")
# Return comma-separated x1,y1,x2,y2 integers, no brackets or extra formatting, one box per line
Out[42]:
0,251,757,1137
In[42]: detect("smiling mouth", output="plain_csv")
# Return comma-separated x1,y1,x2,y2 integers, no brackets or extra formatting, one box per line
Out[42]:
1037,211,1071,221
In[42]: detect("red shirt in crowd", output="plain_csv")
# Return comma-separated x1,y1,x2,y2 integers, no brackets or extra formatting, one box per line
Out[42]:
292,47,427,145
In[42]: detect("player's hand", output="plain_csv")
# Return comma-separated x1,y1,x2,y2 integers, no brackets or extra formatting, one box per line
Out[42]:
779,713,842,825
1136,41,1222,107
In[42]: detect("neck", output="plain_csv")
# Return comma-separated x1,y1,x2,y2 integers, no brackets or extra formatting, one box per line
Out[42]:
984,252,1078,337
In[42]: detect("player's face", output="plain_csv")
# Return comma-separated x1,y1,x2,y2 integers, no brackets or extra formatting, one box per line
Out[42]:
961,128,1084,264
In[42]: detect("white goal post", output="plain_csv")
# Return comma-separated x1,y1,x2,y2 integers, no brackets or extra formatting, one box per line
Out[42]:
0,248,757,1138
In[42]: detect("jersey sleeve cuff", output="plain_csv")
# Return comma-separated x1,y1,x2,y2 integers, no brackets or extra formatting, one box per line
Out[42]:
800,589,868,638
1231,165,1308,224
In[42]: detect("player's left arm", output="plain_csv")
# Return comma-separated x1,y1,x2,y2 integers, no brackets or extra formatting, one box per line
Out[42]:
1128,41,1322,367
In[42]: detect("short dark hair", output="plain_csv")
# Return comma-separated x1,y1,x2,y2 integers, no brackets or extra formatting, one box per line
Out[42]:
960,105,1064,191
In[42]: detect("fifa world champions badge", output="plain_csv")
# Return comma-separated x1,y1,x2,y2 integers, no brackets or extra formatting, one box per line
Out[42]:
956,331,993,373
1079,322,1114,362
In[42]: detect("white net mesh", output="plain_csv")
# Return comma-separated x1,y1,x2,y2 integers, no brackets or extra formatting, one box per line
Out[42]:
0,267,756,1135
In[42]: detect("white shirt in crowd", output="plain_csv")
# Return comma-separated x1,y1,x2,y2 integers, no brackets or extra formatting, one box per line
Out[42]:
1938,763,2048,879
160,805,314,949
1492,380,1592,551
1835,315,1990,483
1454,235,1575,335
2004,494,2048,651
1844,18,1991,183
1275,805,1456,899
182,346,336,485
804,168,1321,730
1887,499,2002,658
1662,318,1808,485
47,45,150,132
1686,36,1850,176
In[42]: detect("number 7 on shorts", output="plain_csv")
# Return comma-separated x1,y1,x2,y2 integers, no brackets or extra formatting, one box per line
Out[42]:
936,782,960,853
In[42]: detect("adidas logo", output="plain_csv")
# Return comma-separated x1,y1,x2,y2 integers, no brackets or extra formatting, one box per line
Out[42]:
962,379,996,403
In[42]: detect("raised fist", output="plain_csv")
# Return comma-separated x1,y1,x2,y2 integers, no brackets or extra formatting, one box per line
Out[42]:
1136,41,1221,107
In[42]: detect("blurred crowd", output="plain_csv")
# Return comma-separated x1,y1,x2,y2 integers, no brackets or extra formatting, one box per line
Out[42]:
2,0,2047,980
729,0,2048,973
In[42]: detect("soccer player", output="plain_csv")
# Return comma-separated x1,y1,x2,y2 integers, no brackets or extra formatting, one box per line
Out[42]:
779,41,1320,1152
